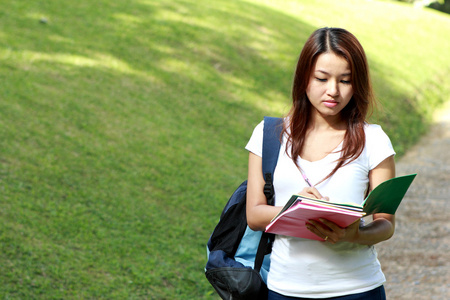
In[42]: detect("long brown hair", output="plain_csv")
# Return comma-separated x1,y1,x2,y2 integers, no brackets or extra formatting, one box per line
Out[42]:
283,27,375,184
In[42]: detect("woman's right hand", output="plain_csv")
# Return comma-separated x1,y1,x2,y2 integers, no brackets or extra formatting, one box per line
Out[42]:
298,186,329,201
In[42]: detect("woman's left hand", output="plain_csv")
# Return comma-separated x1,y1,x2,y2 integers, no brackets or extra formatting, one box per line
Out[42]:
306,218,360,244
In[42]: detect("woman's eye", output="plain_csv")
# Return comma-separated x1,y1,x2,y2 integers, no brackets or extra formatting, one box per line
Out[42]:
315,77,327,82
341,80,351,84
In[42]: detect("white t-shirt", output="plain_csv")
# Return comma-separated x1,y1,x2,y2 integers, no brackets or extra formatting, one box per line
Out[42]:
245,119,396,298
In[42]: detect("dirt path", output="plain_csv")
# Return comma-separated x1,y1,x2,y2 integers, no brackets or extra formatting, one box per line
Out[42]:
377,104,450,299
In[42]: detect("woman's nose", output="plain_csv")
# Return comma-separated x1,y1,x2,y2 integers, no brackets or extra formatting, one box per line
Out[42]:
327,81,339,97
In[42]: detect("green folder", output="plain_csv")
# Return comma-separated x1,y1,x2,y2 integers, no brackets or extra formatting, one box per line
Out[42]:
363,174,417,215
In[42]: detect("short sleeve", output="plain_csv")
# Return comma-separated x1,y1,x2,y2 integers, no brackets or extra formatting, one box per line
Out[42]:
365,124,396,170
245,120,264,157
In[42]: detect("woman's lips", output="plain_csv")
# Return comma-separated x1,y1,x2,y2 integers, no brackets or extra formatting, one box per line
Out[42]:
323,100,338,108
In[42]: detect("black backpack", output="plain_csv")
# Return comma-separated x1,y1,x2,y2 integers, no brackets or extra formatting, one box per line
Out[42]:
205,117,283,300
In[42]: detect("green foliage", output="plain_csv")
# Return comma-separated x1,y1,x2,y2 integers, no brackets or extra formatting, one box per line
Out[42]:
0,0,449,298
428,0,450,14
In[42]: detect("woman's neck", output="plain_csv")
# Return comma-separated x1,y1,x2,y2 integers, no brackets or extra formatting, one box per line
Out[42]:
309,110,346,132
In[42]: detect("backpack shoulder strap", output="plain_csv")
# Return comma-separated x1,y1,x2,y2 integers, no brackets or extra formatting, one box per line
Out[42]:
254,117,282,273
261,116,283,206
262,116,283,179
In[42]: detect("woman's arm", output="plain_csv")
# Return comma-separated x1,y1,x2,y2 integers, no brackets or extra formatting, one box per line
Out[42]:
353,154,396,245
246,152,283,231
307,155,396,245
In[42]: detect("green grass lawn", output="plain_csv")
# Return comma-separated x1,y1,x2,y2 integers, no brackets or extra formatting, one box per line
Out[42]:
0,0,449,298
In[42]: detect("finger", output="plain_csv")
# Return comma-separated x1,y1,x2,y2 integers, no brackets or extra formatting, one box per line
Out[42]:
305,187,323,199
311,221,338,243
307,220,331,241
311,228,333,243
305,222,324,238
319,218,342,231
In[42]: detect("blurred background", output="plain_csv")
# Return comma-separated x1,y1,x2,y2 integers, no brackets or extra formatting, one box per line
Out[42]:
0,0,449,298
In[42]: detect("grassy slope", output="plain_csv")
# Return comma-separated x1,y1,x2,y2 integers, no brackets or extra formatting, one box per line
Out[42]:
0,0,449,298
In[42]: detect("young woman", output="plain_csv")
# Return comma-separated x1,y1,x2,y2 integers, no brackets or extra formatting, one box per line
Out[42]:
245,28,395,299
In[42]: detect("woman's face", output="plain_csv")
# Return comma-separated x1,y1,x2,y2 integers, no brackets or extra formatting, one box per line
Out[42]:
306,52,353,119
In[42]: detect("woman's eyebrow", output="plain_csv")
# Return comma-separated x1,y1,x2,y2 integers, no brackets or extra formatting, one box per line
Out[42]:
315,70,351,76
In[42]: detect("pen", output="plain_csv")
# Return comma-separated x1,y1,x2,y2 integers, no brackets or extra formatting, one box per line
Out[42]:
299,168,313,187
299,169,330,201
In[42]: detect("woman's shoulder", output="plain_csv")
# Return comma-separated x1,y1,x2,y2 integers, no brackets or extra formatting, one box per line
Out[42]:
363,123,394,151
363,123,390,139
252,117,287,134
364,122,382,131
245,118,264,134
362,123,396,167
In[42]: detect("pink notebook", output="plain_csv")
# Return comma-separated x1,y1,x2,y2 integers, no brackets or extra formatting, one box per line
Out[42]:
265,200,364,241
